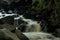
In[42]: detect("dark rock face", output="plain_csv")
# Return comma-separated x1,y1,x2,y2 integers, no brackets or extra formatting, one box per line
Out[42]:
0,0,32,14
0,0,14,5
15,29,29,40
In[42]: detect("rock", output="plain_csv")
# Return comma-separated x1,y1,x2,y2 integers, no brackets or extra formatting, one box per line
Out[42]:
0,0,14,5
0,28,20,40
14,29,29,40
56,38,60,40
55,28,60,37
0,23,16,31
0,28,29,40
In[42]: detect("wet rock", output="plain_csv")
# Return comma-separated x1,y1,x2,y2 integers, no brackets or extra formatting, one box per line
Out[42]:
14,29,29,40
0,28,29,40
0,28,20,40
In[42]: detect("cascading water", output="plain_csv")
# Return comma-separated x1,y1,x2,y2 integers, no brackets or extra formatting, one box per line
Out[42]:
15,15,41,32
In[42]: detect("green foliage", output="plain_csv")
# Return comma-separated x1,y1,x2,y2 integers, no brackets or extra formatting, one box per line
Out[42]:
32,0,48,9
31,0,60,26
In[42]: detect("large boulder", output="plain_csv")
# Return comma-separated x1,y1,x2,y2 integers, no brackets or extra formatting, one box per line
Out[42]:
0,28,20,40
0,28,29,40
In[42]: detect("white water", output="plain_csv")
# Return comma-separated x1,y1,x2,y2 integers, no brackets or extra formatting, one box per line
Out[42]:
0,12,17,19
23,32,56,40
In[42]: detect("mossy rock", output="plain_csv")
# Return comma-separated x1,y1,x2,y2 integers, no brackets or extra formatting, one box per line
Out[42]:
0,23,16,31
